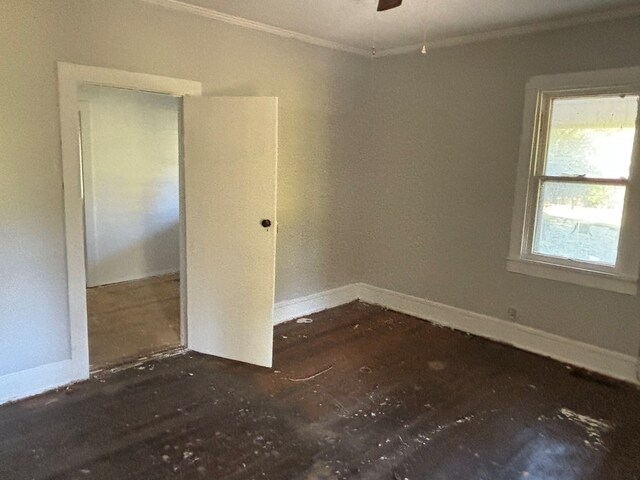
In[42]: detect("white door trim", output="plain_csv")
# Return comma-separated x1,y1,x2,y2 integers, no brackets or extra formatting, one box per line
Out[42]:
57,62,202,384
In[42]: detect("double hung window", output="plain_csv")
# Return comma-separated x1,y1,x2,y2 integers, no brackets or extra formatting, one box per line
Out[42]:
508,68,640,294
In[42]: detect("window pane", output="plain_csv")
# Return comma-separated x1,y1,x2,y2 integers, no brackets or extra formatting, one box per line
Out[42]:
532,181,625,266
544,95,638,179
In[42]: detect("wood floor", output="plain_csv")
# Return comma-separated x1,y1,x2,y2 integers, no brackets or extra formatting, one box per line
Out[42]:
87,273,181,370
1,302,639,479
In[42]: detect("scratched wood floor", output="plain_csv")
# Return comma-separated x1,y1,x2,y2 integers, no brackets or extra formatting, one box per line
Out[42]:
1,301,639,479
87,273,181,370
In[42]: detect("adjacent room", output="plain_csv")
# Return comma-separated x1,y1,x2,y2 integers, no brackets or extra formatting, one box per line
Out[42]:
1,0,640,479
79,85,182,370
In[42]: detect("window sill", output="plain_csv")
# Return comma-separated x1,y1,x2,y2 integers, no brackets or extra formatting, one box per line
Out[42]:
506,257,637,295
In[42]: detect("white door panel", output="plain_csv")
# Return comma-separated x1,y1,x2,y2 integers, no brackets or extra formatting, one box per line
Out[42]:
183,97,277,368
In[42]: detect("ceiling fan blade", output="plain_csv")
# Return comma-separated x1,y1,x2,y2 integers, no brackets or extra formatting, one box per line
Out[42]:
377,0,402,11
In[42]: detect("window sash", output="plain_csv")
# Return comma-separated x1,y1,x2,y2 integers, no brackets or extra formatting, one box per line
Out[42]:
535,176,628,186
522,91,636,274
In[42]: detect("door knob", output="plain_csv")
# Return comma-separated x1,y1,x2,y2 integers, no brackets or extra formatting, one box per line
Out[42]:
261,219,272,228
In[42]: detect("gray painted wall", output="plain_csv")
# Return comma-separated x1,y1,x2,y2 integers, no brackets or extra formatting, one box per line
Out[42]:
361,17,640,356
0,0,368,376
1,0,638,380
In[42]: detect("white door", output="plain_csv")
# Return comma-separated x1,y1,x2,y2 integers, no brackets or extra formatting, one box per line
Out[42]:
183,97,277,368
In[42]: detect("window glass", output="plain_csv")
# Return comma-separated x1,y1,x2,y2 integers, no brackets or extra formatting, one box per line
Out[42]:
532,182,625,265
544,95,638,179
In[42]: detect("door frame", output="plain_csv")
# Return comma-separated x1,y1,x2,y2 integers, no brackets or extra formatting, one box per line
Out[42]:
57,62,202,378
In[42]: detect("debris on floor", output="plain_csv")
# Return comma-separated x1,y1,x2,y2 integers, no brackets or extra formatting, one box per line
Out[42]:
427,361,446,371
287,365,334,382
558,408,612,449
3,301,639,480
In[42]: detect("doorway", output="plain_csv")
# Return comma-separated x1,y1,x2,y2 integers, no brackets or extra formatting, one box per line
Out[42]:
78,85,182,370
58,63,201,381
57,63,278,393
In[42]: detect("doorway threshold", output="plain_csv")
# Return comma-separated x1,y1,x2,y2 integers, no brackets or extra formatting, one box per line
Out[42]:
91,346,187,378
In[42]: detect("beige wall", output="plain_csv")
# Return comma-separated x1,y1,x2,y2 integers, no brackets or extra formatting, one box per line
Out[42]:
362,17,640,356
80,86,180,287
0,0,368,375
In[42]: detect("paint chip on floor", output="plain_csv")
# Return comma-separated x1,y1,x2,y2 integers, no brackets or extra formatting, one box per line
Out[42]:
558,408,612,448
428,361,446,371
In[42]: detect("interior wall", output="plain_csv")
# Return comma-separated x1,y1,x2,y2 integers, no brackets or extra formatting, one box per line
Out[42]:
362,16,640,356
2,0,637,384
79,85,180,288
0,0,368,377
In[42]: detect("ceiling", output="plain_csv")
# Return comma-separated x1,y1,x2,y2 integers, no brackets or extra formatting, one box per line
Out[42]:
166,0,640,54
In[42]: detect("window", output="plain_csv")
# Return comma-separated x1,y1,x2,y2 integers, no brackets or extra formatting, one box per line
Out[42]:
508,68,640,295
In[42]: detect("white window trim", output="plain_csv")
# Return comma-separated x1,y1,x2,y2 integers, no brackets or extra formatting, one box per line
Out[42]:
508,66,640,295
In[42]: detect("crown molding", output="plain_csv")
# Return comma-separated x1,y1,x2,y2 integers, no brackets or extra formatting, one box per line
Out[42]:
139,0,371,57
140,0,640,59
379,4,640,57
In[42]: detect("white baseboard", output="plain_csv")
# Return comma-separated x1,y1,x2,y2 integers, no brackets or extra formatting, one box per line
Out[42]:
4,282,636,406
0,285,356,406
273,282,639,385
88,269,180,288
356,283,639,386
0,359,87,405
273,284,359,325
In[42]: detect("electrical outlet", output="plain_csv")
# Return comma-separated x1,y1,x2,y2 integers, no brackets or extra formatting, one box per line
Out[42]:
507,307,517,322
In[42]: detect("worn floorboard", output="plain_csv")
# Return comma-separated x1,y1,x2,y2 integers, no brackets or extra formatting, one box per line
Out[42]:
1,302,639,479
87,273,181,370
